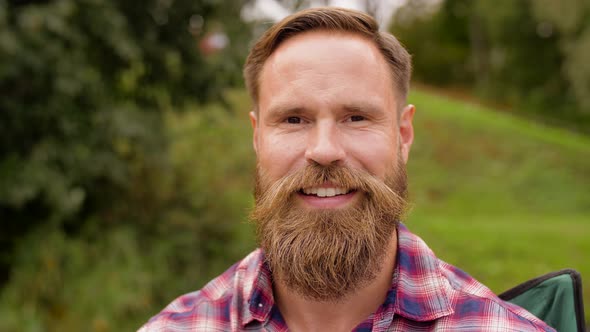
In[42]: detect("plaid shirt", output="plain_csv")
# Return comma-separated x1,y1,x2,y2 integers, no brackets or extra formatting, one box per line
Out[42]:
140,224,555,331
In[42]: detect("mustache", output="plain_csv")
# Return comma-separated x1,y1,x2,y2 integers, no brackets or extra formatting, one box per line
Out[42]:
253,162,407,213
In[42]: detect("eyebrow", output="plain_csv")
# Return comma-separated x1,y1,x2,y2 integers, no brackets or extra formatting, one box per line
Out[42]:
341,102,384,115
267,106,307,119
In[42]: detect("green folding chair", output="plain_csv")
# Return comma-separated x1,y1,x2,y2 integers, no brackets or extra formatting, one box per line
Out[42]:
499,269,586,332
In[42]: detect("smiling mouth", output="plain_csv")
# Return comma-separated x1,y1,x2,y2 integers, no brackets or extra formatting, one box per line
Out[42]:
299,187,355,198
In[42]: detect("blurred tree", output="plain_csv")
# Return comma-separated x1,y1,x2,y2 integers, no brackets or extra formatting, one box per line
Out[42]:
530,0,590,112
0,0,254,330
473,0,570,112
391,0,473,86
391,0,590,132
0,0,249,303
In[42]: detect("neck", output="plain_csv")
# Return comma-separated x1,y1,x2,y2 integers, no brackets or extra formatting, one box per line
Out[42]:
273,229,398,332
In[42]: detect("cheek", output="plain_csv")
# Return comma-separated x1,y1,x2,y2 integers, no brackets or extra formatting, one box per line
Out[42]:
258,133,306,178
344,132,398,177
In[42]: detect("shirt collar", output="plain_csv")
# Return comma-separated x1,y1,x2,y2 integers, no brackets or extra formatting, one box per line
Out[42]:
239,249,274,327
238,223,454,327
393,223,454,321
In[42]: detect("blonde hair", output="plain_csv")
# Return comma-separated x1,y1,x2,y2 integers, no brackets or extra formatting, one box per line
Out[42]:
243,7,412,112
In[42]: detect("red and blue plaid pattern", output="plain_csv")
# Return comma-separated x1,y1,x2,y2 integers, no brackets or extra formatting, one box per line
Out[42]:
139,224,555,331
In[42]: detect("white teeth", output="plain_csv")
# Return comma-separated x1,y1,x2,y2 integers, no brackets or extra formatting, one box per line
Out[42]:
302,187,350,197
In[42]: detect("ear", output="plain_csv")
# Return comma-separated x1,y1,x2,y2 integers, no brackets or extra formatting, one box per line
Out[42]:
399,104,415,164
249,111,259,155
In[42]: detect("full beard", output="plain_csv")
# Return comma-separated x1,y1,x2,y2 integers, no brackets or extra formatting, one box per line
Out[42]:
251,160,408,302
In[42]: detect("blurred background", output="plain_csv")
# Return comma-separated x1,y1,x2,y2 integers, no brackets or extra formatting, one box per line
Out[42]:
0,0,588,330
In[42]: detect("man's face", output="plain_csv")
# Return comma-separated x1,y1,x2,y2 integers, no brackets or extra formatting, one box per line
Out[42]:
250,31,415,300
252,31,414,200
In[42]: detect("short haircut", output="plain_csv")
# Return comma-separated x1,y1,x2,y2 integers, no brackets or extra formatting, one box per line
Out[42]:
243,7,412,113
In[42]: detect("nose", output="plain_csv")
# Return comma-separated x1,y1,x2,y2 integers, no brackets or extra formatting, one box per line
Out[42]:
305,120,346,166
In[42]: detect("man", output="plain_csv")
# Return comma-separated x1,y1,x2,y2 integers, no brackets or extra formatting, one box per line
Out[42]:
140,7,554,331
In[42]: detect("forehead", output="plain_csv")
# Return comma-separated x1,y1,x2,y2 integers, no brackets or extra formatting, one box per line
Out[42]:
264,30,390,80
259,31,395,111
272,30,385,62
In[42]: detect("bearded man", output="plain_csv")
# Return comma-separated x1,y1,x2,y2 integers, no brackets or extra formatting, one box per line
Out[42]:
140,7,554,332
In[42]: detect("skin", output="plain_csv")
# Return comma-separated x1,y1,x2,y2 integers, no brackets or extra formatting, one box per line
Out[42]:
250,31,415,332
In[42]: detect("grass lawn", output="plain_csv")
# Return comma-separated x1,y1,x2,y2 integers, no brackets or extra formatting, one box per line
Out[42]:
406,88,590,323
182,87,590,323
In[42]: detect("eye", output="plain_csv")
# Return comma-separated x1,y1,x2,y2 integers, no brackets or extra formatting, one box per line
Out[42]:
286,116,302,124
349,115,365,122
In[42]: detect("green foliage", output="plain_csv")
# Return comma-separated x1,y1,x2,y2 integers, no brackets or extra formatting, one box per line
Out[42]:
0,0,248,283
391,0,590,132
391,0,472,86
0,0,253,330
0,225,160,331
0,93,257,331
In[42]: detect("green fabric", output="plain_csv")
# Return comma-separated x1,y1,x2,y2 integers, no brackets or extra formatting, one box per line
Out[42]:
507,274,577,332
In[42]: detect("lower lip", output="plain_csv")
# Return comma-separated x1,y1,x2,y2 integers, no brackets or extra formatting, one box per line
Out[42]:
297,190,358,209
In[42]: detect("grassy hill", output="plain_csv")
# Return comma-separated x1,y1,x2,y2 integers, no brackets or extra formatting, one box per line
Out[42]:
173,87,590,323
405,89,590,323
